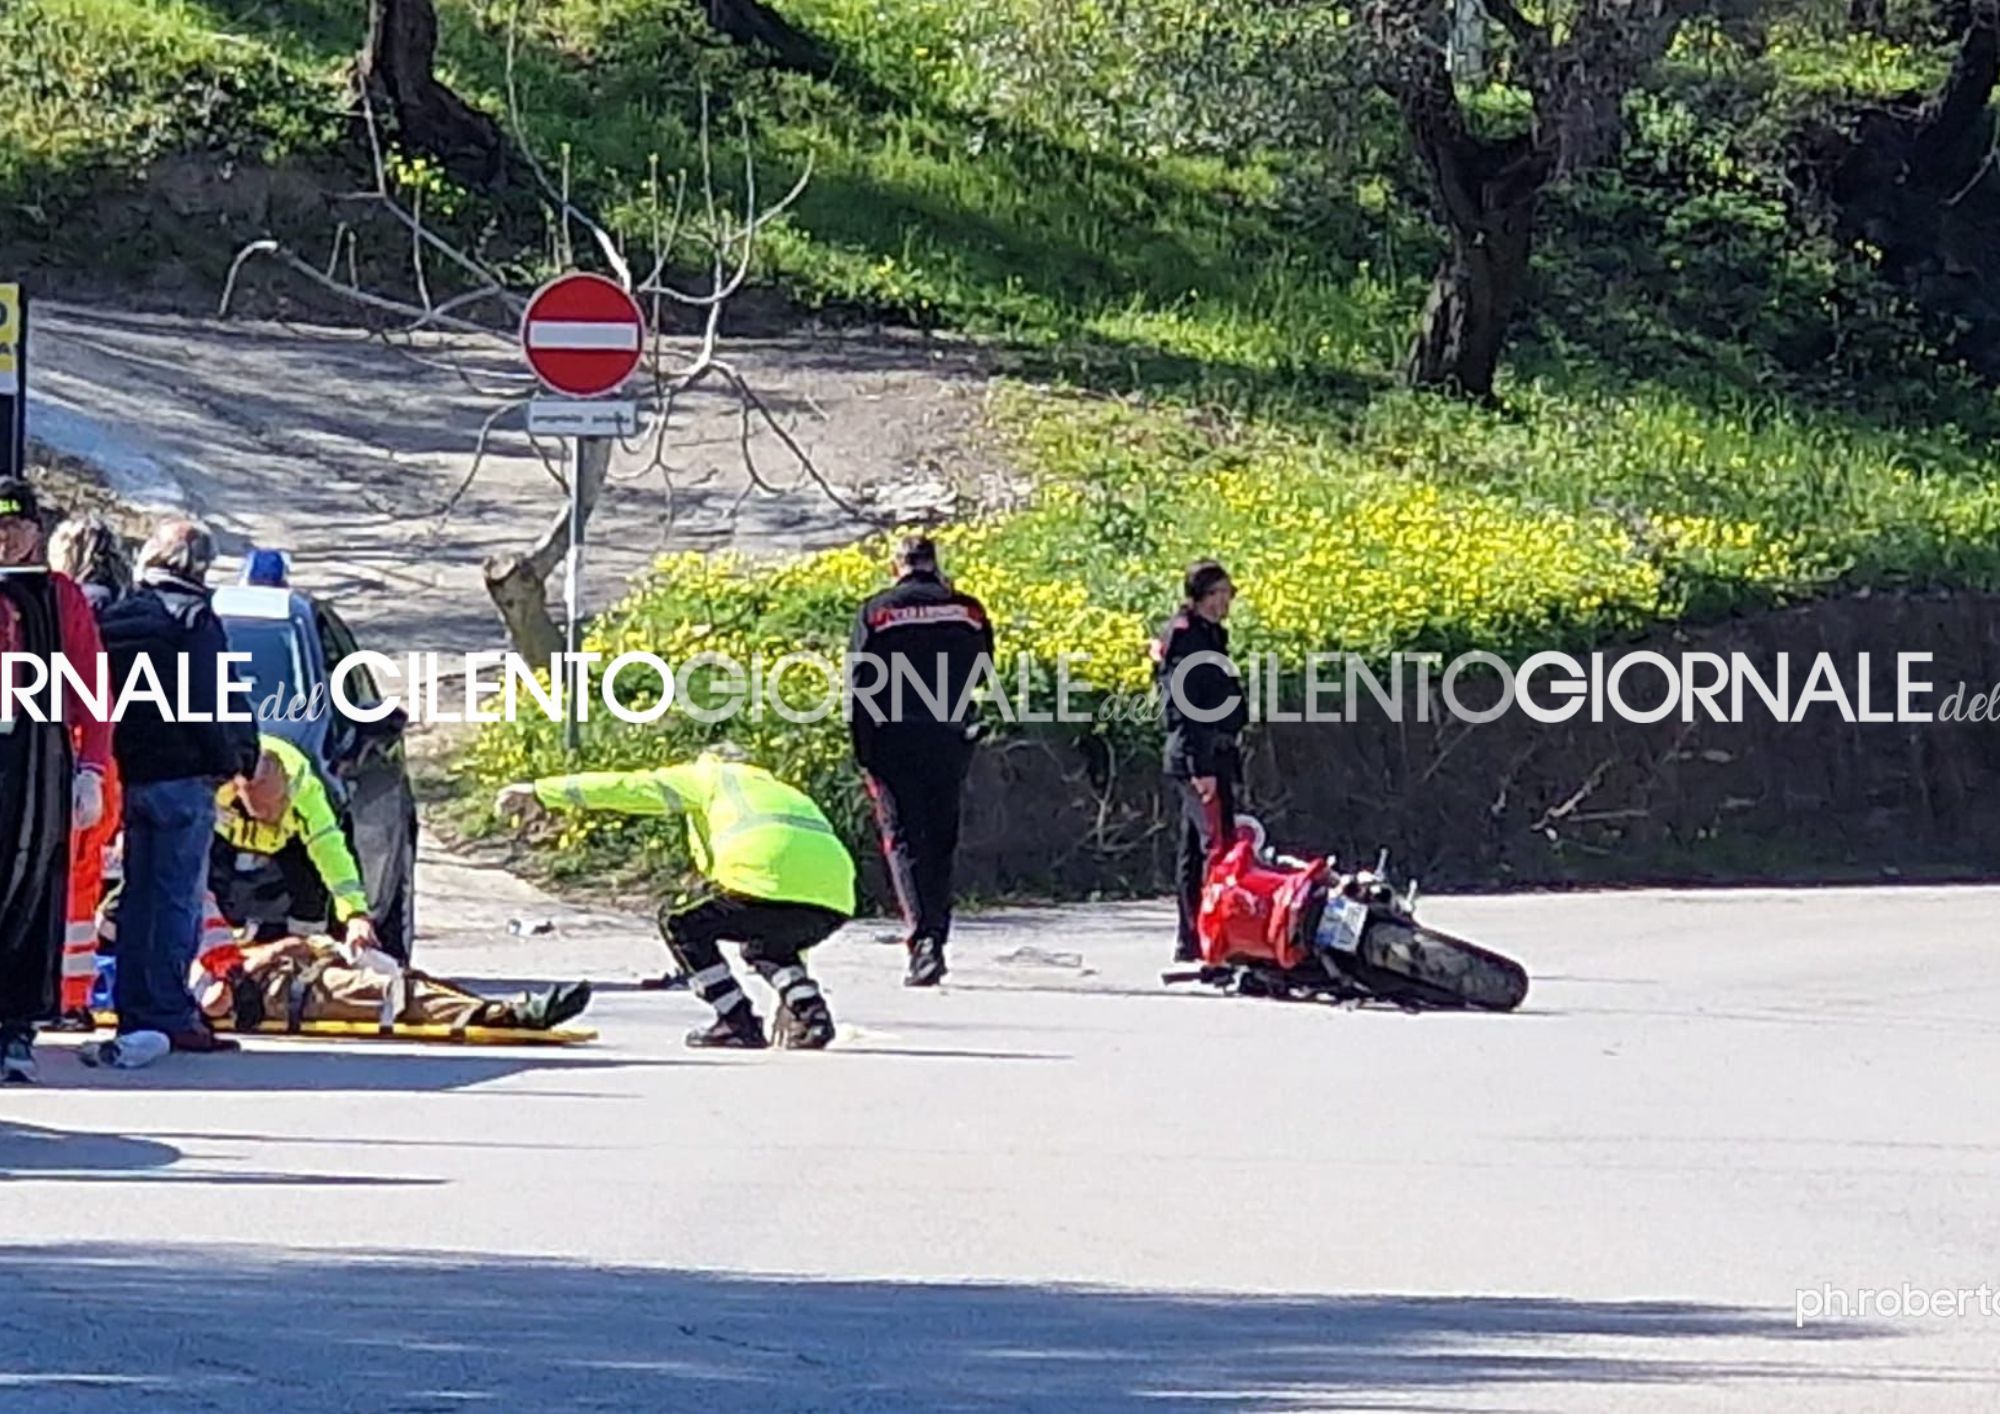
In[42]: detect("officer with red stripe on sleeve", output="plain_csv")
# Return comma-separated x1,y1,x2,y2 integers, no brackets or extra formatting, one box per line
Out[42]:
848,535,994,987
0,479,111,1083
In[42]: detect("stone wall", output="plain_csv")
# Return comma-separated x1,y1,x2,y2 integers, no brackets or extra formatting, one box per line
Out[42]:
934,592,2000,895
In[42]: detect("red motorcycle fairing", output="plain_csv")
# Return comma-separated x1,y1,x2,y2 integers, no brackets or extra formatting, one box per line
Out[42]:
1196,835,1330,972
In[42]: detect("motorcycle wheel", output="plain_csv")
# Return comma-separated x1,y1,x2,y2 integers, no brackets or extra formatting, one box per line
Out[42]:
1353,920,1529,1012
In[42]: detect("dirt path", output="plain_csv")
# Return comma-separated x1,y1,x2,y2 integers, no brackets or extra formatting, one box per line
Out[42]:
27,302,1003,651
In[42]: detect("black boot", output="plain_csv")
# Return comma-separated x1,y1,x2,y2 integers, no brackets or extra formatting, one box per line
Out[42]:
516,980,593,1030
772,995,836,1050
905,936,947,988
686,1005,767,1050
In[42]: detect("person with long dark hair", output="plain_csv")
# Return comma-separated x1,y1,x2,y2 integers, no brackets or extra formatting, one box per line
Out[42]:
1152,559,1247,965
47,512,131,1024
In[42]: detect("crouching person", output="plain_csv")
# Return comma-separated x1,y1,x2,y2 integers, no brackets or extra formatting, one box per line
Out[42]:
496,747,854,1051
212,734,386,955
191,936,592,1033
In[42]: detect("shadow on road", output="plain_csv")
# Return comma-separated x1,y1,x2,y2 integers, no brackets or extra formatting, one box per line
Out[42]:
0,1121,180,1176
0,1244,1912,1411
35,1047,690,1095
0,1122,440,1189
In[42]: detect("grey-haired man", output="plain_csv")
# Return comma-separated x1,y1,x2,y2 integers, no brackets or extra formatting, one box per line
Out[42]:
98,520,260,1055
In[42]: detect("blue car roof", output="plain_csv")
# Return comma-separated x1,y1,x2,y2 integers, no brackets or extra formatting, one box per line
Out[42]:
215,587,331,761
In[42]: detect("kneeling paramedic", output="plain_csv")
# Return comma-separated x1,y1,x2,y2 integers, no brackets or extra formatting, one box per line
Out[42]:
211,734,385,955
187,935,591,1035
496,748,854,1050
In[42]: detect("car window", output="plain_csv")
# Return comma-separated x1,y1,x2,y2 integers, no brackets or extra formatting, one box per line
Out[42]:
316,604,379,707
223,618,307,719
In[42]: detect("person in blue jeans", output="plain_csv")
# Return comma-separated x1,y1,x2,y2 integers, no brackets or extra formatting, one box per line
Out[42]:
116,779,221,1037
99,521,260,1053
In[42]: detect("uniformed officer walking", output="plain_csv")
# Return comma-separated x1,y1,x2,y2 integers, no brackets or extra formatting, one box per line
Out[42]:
848,535,994,987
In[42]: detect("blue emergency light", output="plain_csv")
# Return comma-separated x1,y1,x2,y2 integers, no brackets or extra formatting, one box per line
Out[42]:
242,548,290,587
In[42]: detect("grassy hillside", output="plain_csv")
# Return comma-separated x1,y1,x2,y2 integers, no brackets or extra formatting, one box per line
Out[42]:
5,1,1997,884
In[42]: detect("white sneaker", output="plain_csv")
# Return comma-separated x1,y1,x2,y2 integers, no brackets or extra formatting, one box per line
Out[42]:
79,1030,171,1070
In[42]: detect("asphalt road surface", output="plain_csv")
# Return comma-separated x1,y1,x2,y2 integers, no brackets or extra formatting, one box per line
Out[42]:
5,874,1996,1411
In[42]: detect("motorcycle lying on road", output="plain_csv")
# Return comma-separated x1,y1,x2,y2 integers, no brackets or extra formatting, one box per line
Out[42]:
1165,817,1529,1012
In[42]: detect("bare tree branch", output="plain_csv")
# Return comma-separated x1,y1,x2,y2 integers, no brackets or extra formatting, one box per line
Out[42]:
504,0,631,287
219,238,496,334
429,395,533,533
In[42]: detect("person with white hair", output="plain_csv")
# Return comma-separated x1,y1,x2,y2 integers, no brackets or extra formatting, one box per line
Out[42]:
96,517,260,1059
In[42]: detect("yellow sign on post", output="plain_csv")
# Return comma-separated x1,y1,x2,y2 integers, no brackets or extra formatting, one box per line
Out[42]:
0,283,19,396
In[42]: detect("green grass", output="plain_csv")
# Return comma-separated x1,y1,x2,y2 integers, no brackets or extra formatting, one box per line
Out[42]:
7,1,2000,890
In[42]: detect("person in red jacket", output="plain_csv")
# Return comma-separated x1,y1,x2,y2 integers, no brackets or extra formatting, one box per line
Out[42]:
47,513,130,1024
0,479,112,1083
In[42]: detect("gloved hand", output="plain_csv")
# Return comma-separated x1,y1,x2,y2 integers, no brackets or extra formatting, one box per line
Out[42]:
73,769,104,832
342,915,381,955
495,782,543,823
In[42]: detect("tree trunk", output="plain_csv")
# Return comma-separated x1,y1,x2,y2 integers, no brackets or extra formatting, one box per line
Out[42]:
700,0,833,75
359,0,511,189
1449,0,1489,82
483,438,611,666
1405,203,1535,400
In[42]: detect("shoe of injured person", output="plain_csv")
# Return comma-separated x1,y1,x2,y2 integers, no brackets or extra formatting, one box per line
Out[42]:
904,937,947,988
515,980,593,1030
167,1024,241,1054
772,996,836,1051
686,1006,768,1050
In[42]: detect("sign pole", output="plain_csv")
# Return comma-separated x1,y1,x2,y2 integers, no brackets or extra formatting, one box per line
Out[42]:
561,435,612,757
516,270,643,757
0,284,24,479
564,438,584,756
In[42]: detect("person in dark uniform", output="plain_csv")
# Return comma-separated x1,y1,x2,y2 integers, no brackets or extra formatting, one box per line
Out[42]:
0,481,112,1083
848,535,994,987
1152,559,1248,964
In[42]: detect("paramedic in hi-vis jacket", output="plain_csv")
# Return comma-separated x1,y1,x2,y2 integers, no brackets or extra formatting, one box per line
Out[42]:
496,747,855,1051
210,734,382,955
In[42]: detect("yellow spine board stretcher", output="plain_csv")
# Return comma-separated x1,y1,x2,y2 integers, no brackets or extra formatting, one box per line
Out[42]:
92,1012,596,1046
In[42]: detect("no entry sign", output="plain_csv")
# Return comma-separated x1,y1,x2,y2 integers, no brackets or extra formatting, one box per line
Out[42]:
520,273,645,398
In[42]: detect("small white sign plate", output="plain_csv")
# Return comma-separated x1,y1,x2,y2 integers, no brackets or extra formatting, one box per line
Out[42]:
528,397,638,438
1315,896,1370,955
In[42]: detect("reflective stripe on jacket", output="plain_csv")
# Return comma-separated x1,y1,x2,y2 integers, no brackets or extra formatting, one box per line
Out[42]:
214,735,370,921
534,757,855,915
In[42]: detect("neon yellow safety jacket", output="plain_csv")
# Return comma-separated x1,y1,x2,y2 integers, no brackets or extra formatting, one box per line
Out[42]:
214,734,371,922
533,757,855,915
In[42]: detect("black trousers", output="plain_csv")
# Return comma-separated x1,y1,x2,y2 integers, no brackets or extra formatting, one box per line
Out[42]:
864,739,973,949
0,573,72,1033
208,835,342,942
1173,773,1237,960
0,723,70,1031
657,891,845,1017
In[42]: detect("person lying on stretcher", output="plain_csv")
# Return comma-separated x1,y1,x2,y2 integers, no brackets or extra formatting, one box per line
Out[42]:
190,936,593,1033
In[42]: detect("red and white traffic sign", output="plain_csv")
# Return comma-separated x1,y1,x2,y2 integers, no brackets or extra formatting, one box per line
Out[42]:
520,272,645,398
